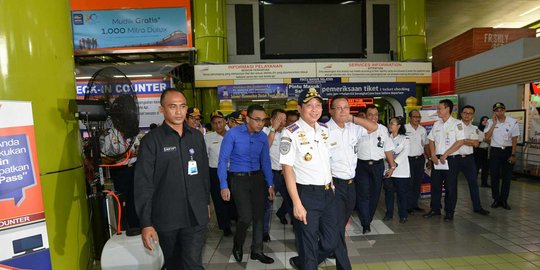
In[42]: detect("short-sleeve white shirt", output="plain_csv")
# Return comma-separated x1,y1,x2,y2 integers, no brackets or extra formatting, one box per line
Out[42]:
390,134,410,178
327,119,368,179
279,118,332,185
204,131,224,168
263,126,283,171
356,123,394,160
485,117,520,147
405,123,427,157
458,123,480,155
427,117,466,155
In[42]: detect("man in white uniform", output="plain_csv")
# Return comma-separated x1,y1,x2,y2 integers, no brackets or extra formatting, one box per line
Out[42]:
354,104,397,234
425,99,465,222
280,88,336,270
262,109,289,242
327,95,377,270
484,102,520,210
457,105,490,215
204,111,236,236
405,110,429,213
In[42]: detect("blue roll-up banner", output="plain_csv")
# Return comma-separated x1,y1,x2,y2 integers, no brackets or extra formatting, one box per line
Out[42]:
71,8,189,50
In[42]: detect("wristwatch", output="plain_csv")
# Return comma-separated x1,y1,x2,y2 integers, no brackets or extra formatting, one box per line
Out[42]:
269,127,276,132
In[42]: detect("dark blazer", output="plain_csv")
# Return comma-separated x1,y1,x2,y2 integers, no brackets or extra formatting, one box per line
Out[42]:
135,122,210,232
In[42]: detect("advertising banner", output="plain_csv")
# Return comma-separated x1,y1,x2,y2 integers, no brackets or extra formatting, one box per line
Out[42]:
76,79,171,128
72,7,191,52
217,84,288,100
0,101,52,270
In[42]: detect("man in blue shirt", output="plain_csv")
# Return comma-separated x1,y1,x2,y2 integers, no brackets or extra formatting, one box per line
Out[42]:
218,104,276,264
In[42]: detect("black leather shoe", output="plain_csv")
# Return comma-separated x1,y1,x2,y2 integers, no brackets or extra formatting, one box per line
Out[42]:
399,218,407,224
501,201,511,210
277,214,288,225
444,213,454,222
250,252,274,264
474,208,490,215
362,225,371,234
289,256,300,270
223,228,233,237
232,244,243,262
491,201,500,208
263,232,271,242
383,216,392,221
423,211,441,218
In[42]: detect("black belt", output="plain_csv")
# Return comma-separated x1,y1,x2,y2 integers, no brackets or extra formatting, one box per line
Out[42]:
332,177,353,185
359,159,383,165
296,183,332,191
229,170,262,177
272,169,282,174
408,155,424,159
460,153,474,158
436,155,460,159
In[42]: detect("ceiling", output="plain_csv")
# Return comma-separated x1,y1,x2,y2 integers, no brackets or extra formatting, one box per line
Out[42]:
426,0,540,50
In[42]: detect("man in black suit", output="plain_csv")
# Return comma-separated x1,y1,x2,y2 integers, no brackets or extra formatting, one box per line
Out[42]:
134,88,210,270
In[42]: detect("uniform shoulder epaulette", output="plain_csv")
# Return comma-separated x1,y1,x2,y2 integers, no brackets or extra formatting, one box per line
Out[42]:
318,122,328,128
286,123,299,133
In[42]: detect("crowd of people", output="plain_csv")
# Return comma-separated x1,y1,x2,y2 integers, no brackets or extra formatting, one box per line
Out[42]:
125,87,519,270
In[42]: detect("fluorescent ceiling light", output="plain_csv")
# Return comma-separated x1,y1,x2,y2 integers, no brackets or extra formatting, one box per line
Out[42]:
252,99,270,102
114,74,153,78
75,76,92,80
520,5,540,16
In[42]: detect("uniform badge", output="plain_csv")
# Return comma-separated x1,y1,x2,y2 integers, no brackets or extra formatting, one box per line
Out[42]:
304,152,312,161
457,123,463,130
280,141,291,155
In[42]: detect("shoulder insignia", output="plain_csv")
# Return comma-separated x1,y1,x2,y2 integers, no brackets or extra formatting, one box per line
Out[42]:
286,123,299,133
457,123,463,131
318,122,328,128
280,140,291,155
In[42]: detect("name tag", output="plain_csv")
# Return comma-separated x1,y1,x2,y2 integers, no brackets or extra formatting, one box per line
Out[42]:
163,146,177,152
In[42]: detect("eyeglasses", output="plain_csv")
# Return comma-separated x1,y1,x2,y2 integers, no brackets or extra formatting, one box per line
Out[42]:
189,116,201,121
248,115,265,124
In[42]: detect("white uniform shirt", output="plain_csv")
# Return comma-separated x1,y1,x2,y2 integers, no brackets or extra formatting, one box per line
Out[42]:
204,131,224,168
458,122,480,155
405,123,427,157
327,119,368,180
263,126,283,171
100,127,140,165
279,118,332,185
427,117,466,155
390,134,410,178
484,117,520,147
478,130,489,149
356,124,394,160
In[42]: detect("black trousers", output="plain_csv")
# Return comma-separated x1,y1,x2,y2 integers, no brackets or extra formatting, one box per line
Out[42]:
407,156,425,210
490,147,514,203
293,185,337,270
333,179,355,270
430,157,459,214
354,160,384,226
230,174,266,253
457,154,483,211
110,164,140,229
474,148,489,186
157,224,207,270
209,168,237,230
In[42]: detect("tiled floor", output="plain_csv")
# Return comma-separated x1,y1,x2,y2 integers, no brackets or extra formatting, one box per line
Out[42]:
202,175,540,269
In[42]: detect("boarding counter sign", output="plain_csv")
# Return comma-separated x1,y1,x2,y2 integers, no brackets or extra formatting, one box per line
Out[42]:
72,7,192,52
0,101,52,269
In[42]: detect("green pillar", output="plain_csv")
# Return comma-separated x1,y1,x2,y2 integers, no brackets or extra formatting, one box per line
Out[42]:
397,0,427,101
0,1,90,269
193,0,227,117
